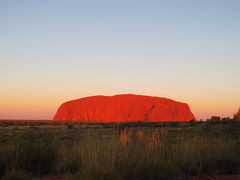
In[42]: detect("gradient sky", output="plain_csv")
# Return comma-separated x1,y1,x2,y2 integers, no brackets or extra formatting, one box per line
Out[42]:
1,0,240,120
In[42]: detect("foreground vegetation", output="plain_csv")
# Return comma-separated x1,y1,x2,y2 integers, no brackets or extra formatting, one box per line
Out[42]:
0,121,240,180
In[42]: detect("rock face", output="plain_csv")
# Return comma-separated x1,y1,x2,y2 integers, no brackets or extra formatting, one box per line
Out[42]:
53,94,195,122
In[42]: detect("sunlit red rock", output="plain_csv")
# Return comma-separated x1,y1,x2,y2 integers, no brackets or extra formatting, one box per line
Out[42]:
53,94,195,122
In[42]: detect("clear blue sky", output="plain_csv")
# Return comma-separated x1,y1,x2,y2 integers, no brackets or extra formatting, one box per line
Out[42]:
0,0,240,120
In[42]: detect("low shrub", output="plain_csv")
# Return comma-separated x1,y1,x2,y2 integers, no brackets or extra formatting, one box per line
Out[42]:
2,169,32,180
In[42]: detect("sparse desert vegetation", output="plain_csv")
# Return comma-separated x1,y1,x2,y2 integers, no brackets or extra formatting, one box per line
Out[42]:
0,120,240,180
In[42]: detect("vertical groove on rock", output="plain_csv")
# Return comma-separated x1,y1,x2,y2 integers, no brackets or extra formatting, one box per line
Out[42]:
144,104,156,122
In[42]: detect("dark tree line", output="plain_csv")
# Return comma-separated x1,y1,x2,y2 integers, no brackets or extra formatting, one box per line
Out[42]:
206,107,240,123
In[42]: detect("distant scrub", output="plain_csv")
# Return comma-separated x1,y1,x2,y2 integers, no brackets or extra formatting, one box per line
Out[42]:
0,122,240,179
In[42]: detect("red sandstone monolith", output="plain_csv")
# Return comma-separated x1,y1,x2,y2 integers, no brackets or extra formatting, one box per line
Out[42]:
53,94,195,122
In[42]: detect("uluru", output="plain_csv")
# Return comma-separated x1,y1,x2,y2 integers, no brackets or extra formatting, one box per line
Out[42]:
53,94,195,122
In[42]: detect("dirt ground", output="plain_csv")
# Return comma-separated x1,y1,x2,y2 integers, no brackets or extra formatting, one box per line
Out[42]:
33,175,67,180
189,174,240,180
34,174,240,180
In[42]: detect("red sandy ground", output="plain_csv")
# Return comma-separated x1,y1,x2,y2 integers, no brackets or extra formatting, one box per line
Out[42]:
190,175,240,180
